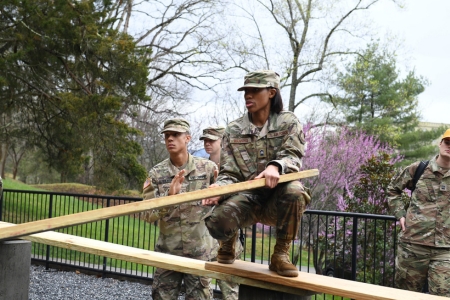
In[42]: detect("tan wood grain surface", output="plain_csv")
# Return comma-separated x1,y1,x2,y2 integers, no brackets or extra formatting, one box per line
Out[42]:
0,169,318,241
205,260,447,300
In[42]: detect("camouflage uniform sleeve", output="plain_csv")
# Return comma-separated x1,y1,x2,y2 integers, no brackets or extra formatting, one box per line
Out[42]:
267,116,305,174
141,168,169,223
216,130,246,186
387,164,414,220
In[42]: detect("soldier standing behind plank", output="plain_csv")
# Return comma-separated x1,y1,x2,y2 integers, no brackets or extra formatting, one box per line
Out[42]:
142,118,219,300
388,128,450,296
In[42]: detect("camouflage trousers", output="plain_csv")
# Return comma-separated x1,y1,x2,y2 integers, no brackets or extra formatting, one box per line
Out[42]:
217,279,239,300
152,267,212,300
395,240,450,296
205,181,307,241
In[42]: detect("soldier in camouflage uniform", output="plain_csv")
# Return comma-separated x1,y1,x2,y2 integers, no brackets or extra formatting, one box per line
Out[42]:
200,126,226,167
200,126,240,299
202,70,311,278
387,128,450,296
142,118,219,300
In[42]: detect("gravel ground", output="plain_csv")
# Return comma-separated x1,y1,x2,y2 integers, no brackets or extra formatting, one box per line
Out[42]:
28,265,196,300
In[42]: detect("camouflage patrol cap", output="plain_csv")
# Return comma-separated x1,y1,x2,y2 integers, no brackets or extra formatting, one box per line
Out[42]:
160,118,190,134
442,129,450,140
237,70,280,91
199,126,226,141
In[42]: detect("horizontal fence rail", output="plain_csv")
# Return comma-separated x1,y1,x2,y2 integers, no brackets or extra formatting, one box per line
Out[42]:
1,189,400,298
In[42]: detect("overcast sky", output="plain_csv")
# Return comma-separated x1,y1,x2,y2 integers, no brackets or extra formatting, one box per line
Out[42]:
370,1,449,124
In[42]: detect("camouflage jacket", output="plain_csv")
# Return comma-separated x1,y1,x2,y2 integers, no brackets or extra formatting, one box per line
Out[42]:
216,111,305,186
387,156,450,247
142,154,219,260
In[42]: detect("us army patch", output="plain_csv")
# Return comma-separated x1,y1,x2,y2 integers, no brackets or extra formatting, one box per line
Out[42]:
231,137,252,143
189,175,207,180
267,130,288,138
157,178,172,184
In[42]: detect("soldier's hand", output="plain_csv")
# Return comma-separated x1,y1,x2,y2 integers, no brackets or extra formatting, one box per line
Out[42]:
255,164,280,188
168,170,185,196
399,217,406,231
202,183,220,206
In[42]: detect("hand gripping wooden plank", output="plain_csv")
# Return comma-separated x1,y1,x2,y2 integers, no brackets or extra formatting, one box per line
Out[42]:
0,169,318,241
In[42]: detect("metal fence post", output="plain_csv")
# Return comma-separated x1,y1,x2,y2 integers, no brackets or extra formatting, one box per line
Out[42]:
0,190,3,222
102,197,111,278
251,224,256,263
45,194,53,270
351,216,358,281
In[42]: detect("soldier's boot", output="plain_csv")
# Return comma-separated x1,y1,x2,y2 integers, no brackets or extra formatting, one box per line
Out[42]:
269,238,299,277
217,232,238,264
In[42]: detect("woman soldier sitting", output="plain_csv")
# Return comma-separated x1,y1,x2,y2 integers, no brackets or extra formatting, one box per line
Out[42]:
203,70,310,277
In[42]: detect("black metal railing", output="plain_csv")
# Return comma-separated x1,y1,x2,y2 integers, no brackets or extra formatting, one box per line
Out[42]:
1,189,399,296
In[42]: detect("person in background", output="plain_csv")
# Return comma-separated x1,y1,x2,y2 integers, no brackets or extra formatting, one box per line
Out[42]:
142,118,219,300
200,126,225,167
202,70,311,278
387,128,450,296
200,126,240,299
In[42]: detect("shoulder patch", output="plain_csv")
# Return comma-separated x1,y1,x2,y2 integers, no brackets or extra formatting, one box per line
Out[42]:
143,177,152,190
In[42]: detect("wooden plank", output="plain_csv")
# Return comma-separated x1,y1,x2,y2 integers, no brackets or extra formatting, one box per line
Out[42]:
0,221,311,296
0,169,318,241
205,260,447,300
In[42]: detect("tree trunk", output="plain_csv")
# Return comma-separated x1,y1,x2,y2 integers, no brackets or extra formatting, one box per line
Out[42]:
288,54,300,112
0,143,7,179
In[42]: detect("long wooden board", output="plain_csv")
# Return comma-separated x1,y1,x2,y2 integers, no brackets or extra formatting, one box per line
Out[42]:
0,221,311,296
0,221,444,299
0,169,318,241
205,260,447,300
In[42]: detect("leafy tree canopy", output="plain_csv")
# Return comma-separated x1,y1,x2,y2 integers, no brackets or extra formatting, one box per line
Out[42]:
329,43,427,147
0,0,151,190
327,43,442,165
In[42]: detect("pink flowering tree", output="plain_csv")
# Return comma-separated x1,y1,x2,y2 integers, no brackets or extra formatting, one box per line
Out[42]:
336,153,401,285
294,125,401,277
301,124,399,211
